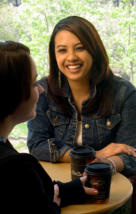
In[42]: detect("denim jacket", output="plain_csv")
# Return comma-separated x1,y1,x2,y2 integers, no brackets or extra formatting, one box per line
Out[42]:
27,76,136,176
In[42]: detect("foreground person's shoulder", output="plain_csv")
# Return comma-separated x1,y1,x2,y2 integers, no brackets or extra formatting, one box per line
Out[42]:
0,152,39,168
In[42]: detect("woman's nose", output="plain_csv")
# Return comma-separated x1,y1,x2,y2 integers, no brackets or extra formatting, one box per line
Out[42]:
67,50,78,61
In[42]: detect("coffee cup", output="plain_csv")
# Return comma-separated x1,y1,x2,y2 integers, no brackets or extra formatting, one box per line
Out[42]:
85,162,112,203
69,146,96,180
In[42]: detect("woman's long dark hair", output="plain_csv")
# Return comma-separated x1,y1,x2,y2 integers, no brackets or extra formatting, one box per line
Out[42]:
48,16,115,117
0,41,32,121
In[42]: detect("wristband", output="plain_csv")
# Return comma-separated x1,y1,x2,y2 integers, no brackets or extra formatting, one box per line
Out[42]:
106,158,117,174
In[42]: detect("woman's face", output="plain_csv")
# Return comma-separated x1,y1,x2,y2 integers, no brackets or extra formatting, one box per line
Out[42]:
55,30,93,84
13,57,44,124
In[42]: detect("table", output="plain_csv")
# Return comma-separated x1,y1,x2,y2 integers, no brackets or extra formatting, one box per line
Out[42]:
40,161,133,214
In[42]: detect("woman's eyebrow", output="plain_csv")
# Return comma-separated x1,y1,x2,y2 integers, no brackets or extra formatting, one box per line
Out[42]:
55,44,66,49
56,42,82,49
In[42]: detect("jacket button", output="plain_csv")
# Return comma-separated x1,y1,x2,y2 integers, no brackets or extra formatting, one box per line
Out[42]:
85,124,90,129
106,120,111,127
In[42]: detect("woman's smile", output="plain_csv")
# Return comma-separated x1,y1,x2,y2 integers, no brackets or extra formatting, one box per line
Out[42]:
66,63,82,73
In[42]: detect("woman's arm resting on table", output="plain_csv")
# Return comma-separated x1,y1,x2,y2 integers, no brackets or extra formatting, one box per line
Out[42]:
95,143,136,173
93,155,124,173
96,143,136,159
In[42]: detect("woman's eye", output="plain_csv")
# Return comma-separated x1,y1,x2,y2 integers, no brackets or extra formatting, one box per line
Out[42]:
76,46,85,51
57,49,66,53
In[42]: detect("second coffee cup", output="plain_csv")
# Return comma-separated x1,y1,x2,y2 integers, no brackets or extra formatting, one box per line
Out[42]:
84,162,112,203
69,146,96,180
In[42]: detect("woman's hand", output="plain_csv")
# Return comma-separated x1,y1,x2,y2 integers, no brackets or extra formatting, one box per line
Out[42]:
53,184,61,206
96,143,136,159
80,176,98,195
58,149,71,163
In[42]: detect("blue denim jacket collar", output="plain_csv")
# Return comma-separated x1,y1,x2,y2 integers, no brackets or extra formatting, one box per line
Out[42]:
62,79,97,101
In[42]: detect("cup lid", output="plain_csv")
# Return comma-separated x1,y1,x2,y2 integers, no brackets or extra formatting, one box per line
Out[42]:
85,162,112,174
70,146,95,157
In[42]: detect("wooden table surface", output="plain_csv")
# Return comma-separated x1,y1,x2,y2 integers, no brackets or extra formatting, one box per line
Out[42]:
40,161,133,214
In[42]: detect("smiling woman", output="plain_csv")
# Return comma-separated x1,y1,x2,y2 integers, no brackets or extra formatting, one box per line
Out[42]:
27,16,136,179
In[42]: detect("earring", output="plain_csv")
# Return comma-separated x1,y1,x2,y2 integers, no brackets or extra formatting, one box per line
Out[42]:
58,70,61,88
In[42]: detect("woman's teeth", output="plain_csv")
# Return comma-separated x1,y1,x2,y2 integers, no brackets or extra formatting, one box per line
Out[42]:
68,65,81,69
